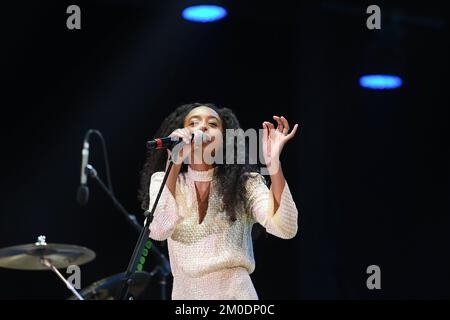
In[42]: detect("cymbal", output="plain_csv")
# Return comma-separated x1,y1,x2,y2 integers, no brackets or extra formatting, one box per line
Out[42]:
68,271,156,300
0,242,96,271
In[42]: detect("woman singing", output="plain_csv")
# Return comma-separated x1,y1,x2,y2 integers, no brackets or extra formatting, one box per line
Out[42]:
139,103,299,300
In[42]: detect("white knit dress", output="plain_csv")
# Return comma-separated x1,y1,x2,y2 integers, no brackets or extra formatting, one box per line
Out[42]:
148,166,299,300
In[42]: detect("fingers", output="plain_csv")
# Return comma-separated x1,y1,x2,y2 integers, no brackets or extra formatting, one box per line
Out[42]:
262,122,268,141
181,129,193,144
170,128,192,144
192,129,212,143
271,115,296,134
262,122,272,154
286,123,299,140
264,121,275,131
273,115,283,133
262,121,276,140
280,116,290,134
171,133,190,163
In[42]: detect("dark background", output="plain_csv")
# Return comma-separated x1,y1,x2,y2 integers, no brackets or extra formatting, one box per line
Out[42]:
0,0,448,299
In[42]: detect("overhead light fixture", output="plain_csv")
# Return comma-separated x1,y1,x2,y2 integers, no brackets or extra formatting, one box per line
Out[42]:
182,5,227,23
359,74,403,90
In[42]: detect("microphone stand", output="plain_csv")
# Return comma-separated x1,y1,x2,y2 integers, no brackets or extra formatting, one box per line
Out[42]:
85,163,172,299
117,158,175,300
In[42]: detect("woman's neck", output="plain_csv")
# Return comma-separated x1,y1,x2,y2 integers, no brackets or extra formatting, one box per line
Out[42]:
187,164,215,183
189,164,214,172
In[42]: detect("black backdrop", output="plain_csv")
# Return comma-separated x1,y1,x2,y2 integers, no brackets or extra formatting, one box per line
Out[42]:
0,0,448,299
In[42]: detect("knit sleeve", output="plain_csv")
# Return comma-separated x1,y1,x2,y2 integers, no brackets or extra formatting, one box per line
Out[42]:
147,171,184,241
245,172,299,239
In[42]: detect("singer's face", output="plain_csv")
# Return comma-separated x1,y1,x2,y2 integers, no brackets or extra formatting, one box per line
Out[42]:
183,106,223,162
184,106,223,138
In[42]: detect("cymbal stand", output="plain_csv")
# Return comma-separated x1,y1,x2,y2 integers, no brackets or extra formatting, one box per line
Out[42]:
40,258,84,301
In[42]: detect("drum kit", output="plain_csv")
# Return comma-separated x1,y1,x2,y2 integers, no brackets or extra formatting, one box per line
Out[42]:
0,235,160,300
0,130,173,300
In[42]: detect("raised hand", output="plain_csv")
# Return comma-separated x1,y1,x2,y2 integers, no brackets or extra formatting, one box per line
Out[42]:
262,116,299,175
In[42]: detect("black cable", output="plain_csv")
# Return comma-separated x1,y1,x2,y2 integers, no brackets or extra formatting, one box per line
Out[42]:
84,129,114,194
81,129,171,278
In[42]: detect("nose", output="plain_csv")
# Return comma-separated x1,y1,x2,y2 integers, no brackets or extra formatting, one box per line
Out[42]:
200,123,208,132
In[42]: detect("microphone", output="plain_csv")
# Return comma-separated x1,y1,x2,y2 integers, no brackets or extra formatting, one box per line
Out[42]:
146,136,183,150
76,139,90,206
146,131,211,150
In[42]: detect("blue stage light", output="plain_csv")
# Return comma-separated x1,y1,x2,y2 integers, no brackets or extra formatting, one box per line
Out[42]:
182,5,227,23
359,74,403,90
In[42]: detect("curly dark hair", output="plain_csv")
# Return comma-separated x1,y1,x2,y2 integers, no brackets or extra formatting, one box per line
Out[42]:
138,102,262,222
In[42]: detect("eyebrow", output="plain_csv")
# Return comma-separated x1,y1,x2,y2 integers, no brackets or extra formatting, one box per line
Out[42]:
186,115,221,122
